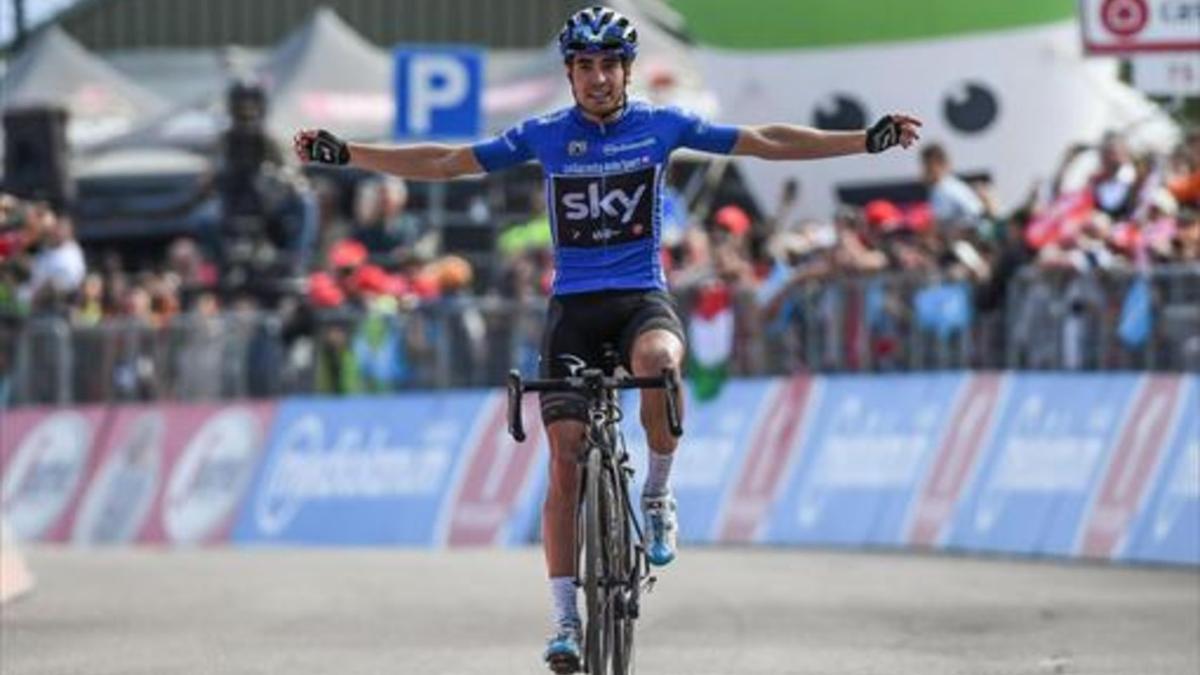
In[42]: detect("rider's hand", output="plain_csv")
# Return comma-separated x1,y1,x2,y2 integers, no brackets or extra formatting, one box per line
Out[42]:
865,114,922,154
294,129,350,165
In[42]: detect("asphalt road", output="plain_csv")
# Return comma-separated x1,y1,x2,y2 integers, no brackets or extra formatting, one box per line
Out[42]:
2,547,1197,675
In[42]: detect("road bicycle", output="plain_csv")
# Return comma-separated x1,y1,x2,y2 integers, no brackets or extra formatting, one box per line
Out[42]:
507,347,682,674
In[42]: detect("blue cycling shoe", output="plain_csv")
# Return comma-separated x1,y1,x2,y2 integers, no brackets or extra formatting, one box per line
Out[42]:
641,491,678,566
544,620,582,674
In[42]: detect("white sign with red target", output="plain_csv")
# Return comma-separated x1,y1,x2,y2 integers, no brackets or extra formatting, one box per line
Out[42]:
1080,0,1200,54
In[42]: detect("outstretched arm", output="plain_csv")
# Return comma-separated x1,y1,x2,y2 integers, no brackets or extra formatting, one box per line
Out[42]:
731,114,922,160
294,129,483,180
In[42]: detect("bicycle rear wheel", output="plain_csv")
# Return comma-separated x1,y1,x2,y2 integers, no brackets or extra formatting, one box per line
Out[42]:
583,444,612,674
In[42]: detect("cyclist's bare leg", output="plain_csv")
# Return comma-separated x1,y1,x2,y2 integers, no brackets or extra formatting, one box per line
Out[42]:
631,329,685,454
631,328,685,564
543,420,586,577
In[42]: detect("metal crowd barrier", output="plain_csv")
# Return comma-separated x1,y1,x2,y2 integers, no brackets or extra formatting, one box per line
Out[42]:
3,266,1197,405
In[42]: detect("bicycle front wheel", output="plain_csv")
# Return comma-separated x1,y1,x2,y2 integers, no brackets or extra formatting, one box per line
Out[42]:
583,443,612,674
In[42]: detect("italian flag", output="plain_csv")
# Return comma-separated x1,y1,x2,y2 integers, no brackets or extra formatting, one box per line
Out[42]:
687,282,734,402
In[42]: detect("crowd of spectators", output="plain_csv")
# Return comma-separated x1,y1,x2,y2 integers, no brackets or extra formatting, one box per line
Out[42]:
2,124,1197,401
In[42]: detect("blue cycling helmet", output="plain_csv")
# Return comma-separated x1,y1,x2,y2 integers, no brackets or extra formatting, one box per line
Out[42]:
558,6,638,61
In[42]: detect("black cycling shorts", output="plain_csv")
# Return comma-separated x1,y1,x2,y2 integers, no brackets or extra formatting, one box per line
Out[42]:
539,289,685,425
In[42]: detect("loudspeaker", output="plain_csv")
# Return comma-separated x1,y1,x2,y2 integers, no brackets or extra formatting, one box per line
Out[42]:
3,106,75,209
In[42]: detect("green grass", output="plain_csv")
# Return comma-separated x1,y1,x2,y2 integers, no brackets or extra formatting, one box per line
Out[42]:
664,0,1076,49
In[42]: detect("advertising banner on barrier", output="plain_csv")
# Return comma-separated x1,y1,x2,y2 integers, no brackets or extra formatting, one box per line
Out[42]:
946,374,1139,556
1125,377,1199,565
714,376,817,543
70,403,275,546
233,393,489,546
435,393,549,547
1,406,109,542
764,374,963,546
904,374,1007,548
1075,375,1185,560
620,380,772,544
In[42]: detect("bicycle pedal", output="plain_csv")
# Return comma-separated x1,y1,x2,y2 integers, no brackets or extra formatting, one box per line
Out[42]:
546,653,581,674
643,575,657,594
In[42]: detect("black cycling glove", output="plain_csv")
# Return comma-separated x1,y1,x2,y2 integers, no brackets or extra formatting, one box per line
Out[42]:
865,115,902,154
303,129,350,165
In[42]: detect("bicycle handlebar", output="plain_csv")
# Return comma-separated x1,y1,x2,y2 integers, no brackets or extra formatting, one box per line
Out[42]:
507,368,684,442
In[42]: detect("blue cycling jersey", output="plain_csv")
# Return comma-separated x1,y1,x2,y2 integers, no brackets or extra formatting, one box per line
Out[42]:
472,100,738,296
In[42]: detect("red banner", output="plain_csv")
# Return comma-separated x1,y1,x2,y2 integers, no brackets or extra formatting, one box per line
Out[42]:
70,403,275,546
1,406,110,542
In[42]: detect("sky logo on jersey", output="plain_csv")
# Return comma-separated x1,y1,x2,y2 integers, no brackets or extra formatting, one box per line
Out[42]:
553,168,655,247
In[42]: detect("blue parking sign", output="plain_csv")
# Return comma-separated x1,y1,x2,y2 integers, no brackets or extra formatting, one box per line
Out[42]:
394,47,483,140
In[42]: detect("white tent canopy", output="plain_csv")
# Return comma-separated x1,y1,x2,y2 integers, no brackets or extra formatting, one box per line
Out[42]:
259,8,394,143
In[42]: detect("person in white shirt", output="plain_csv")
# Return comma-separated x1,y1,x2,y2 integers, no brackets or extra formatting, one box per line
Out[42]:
22,209,86,310
921,143,984,233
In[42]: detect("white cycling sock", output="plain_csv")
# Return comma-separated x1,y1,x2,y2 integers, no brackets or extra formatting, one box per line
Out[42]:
550,576,579,629
643,449,674,497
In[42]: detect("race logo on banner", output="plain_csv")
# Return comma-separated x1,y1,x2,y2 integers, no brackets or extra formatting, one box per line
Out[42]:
905,374,1007,548
1076,375,1184,560
71,404,274,546
437,393,547,547
1,408,106,542
946,375,1138,556
764,375,962,546
1124,377,1199,565
72,411,166,545
235,394,489,546
715,376,816,543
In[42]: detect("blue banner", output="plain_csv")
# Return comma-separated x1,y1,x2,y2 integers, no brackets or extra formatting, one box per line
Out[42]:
945,374,1138,556
1125,378,1199,565
763,374,963,546
232,393,489,545
620,379,770,544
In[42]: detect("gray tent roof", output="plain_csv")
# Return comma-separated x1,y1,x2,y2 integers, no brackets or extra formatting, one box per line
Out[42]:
260,8,394,142
1,25,168,148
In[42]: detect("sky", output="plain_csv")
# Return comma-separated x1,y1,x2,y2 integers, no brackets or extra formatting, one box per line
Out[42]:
1,0,78,46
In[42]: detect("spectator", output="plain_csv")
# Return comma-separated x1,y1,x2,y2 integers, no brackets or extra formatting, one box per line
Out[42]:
1089,131,1138,220
174,292,225,400
352,175,424,264
1167,128,1199,210
22,207,86,313
1176,209,1200,262
72,273,105,326
431,254,486,385
921,143,985,233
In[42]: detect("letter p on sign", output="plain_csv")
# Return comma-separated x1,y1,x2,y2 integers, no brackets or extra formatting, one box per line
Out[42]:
394,48,482,139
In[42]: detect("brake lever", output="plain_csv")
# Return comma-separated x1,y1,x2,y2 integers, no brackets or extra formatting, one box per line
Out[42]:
507,370,526,442
662,368,683,438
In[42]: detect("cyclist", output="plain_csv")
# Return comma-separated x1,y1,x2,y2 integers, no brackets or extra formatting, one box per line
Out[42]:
295,6,920,672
